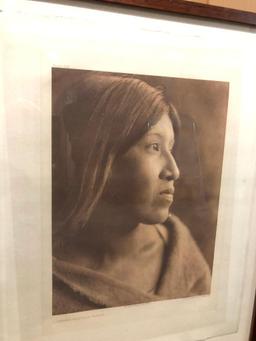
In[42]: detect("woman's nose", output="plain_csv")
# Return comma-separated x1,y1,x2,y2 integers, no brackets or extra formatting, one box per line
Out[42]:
161,153,180,181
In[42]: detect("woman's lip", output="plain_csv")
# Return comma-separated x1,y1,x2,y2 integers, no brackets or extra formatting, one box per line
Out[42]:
160,189,175,195
159,192,174,202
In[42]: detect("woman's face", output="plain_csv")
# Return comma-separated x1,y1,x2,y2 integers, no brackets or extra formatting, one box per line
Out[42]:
103,113,180,225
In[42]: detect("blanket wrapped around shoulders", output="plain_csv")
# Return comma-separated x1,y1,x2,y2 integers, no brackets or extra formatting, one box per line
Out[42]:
52,215,211,315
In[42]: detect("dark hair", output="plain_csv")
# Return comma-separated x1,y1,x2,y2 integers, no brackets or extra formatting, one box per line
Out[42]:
53,72,180,241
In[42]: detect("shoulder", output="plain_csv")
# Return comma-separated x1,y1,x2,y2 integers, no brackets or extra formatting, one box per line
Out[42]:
156,214,206,259
52,257,103,314
156,214,211,298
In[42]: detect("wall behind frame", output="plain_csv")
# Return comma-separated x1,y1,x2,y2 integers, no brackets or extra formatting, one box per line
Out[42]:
184,0,256,13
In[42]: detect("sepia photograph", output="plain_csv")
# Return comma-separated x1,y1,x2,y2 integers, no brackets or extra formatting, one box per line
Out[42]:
51,68,229,315
2,1,256,340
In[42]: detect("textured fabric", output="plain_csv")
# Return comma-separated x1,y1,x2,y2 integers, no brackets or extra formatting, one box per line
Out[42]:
52,215,211,315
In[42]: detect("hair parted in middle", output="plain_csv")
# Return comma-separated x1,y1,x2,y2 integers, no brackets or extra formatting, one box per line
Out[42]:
53,72,180,239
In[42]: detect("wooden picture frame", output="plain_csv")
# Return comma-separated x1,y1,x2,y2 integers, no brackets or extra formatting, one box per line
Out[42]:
98,0,256,26
2,1,256,341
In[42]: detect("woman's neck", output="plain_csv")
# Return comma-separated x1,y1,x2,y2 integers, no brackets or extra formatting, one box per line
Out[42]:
57,201,165,291
79,201,148,259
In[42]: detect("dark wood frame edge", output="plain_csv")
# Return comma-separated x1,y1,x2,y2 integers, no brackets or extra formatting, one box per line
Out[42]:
97,0,256,26
250,293,256,340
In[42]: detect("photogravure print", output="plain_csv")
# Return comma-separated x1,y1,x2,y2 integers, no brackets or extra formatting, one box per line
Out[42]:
52,68,229,315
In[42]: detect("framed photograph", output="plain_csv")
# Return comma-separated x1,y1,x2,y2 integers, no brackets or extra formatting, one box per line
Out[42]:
1,0,256,340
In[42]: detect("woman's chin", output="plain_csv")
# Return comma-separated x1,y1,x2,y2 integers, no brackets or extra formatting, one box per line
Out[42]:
138,207,170,225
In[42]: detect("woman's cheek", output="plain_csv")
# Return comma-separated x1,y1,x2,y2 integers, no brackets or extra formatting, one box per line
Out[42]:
130,161,161,204
106,149,160,205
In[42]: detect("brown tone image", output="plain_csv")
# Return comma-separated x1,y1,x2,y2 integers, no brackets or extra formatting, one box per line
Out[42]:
52,68,229,315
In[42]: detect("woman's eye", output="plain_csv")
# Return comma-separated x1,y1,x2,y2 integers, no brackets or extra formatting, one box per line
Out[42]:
148,143,160,152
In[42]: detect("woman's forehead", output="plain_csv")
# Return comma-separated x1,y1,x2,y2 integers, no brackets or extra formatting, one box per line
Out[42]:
147,114,174,139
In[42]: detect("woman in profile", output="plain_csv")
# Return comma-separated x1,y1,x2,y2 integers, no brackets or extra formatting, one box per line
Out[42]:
52,72,211,315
